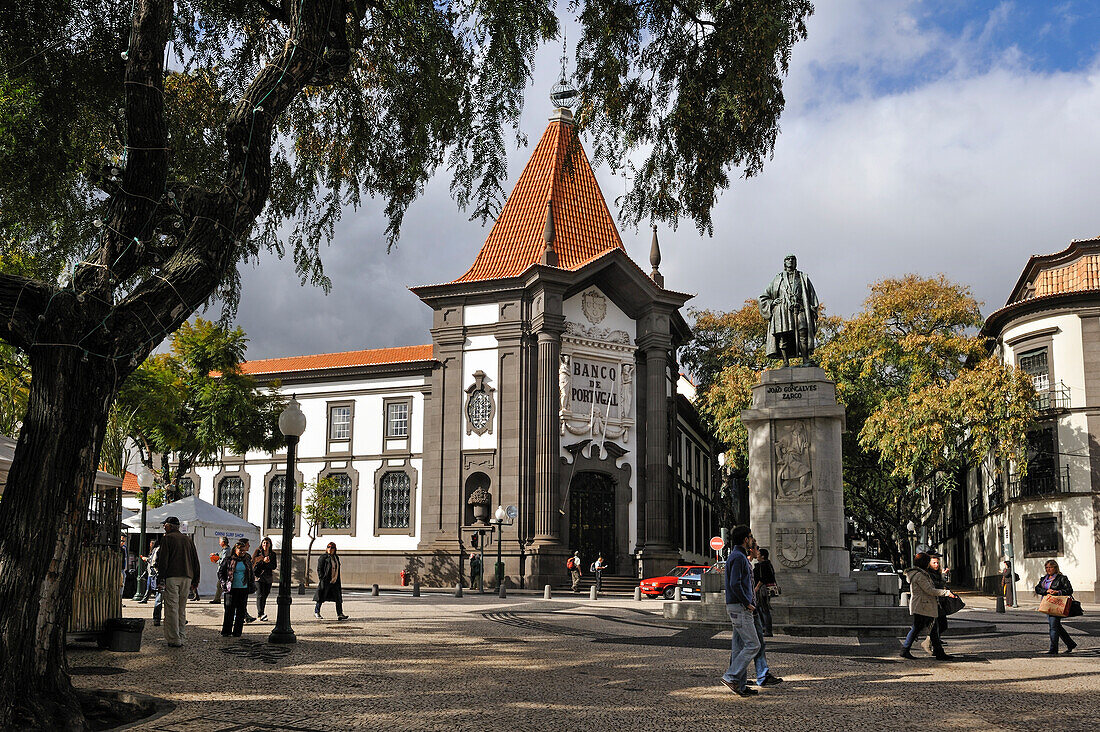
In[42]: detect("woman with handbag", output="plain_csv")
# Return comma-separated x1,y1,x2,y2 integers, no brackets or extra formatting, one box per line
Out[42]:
752,548,777,637
1035,560,1077,654
217,540,255,637
901,552,958,660
314,542,349,621
252,537,277,622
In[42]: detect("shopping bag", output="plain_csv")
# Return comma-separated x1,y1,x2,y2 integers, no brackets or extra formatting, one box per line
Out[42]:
1038,594,1071,617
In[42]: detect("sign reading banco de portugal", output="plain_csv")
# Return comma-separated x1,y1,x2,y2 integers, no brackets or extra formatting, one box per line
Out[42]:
570,357,619,407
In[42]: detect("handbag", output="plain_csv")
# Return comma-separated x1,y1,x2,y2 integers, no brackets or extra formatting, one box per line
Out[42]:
1068,600,1084,617
940,595,966,615
766,582,781,597
1038,594,1071,617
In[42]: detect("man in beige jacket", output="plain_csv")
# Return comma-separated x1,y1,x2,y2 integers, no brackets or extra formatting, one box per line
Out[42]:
153,516,200,647
901,552,957,660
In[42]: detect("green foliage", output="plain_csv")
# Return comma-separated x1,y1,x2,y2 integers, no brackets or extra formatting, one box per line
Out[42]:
117,318,285,499
99,405,135,478
296,475,346,540
147,487,166,509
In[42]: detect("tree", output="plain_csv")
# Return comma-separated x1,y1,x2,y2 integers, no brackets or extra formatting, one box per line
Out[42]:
296,476,345,589
816,275,1035,564
117,319,285,502
0,1,814,726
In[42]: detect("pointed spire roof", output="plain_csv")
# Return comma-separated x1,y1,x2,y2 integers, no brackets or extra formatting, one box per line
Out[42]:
454,111,625,283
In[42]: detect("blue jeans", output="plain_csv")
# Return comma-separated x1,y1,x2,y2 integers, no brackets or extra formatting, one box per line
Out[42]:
1047,614,1074,651
751,610,770,685
903,613,943,654
723,603,761,689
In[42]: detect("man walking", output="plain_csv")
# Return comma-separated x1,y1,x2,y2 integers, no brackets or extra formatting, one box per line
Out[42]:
592,554,606,594
209,536,230,604
721,525,761,697
568,551,582,593
153,516,200,648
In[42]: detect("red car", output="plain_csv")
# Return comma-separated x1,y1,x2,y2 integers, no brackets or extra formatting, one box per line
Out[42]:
640,565,709,599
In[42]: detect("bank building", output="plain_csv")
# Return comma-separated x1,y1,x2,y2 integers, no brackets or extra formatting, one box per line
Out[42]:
181,100,721,588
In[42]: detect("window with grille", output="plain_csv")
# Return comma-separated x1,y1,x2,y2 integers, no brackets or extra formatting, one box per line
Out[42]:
1024,515,1060,555
178,477,195,497
379,472,411,529
217,476,245,518
386,402,409,438
1018,348,1050,392
322,473,353,529
329,405,351,440
269,475,287,529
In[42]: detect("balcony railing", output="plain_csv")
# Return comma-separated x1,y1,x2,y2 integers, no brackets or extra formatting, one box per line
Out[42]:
988,481,1004,511
1033,381,1071,411
1008,466,1070,500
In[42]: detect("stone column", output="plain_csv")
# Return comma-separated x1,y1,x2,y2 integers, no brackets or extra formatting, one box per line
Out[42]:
741,366,848,605
643,342,671,549
533,329,562,543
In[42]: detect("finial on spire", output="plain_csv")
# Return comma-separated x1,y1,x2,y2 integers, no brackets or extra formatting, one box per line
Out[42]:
550,27,577,111
649,224,664,287
541,200,558,266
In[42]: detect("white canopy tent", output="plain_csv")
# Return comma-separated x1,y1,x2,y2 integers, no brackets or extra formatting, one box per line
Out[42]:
123,495,260,596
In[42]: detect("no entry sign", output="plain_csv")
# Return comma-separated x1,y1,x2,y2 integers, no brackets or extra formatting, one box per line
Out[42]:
710,536,725,552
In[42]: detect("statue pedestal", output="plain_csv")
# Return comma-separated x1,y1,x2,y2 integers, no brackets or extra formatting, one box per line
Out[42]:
741,367,849,605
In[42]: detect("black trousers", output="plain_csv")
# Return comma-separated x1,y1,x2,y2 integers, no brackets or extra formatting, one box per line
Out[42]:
221,588,249,636
903,613,944,654
256,577,273,616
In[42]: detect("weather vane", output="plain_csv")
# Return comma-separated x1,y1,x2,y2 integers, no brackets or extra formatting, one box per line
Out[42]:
550,27,577,110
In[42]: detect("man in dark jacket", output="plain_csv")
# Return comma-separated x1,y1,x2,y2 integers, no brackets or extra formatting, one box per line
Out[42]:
153,516,200,647
720,525,761,697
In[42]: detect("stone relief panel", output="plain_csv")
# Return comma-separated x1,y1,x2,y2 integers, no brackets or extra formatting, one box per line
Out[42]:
560,357,634,443
774,419,813,503
774,525,816,569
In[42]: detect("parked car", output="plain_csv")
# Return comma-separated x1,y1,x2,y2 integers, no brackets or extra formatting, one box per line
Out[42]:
640,565,708,599
858,560,896,573
677,567,706,599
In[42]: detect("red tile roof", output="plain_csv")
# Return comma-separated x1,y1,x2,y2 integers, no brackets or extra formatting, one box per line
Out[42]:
240,345,434,375
455,114,625,282
121,471,140,494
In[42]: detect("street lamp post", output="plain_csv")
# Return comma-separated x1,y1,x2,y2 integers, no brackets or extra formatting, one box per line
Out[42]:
134,465,154,601
906,520,917,567
270,396,306,645
490,505,517,591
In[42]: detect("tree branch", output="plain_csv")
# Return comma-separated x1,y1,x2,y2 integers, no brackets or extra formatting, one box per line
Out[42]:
0,274,55,351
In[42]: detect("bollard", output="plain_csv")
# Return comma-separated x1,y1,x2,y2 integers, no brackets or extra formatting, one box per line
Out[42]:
995,594,1005,613
589,585,598,600
499,584,507,599
674,586,682,602
455,584,463,598
544,584,552,600
412,581,421,598
899,591,910,608
634,587,642,601
371,584,379,597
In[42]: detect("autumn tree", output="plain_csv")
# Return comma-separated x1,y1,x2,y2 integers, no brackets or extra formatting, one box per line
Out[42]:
0,0,813,725
117,319,285,501
816,275,1035,565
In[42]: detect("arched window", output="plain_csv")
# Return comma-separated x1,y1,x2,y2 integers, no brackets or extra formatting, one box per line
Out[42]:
322,473,353,529
268,475,287,529
178,477,195,498
379,472,411,529
217,476,244,517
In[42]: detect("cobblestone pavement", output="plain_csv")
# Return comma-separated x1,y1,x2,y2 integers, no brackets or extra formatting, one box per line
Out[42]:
70,592,1100,731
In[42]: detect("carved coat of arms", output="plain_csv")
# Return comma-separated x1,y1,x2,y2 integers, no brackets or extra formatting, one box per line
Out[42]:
775,526,815,569
581,290,607,325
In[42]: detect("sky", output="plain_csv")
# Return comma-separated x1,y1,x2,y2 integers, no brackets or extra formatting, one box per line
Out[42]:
231,0,1100,360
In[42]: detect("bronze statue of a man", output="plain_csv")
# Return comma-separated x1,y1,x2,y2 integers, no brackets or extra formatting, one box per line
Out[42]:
760,254,819,366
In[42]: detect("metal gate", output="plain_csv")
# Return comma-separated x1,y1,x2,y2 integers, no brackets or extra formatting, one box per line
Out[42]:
568,471,616,573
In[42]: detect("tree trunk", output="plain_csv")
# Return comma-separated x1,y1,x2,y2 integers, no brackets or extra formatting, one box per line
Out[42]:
0,348,116,730
305,536,317,589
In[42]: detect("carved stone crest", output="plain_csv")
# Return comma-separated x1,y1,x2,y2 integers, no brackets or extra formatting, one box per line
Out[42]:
464,370,496,436
775,526,816,569
774,420,812,502
581,290,607,325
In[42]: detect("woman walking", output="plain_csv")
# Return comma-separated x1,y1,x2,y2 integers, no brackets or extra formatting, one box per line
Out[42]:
901,552,957,660
753,548,776,637
252,537,277,622
218,541,254,637
1036,560,1077,654
314,542,349,621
